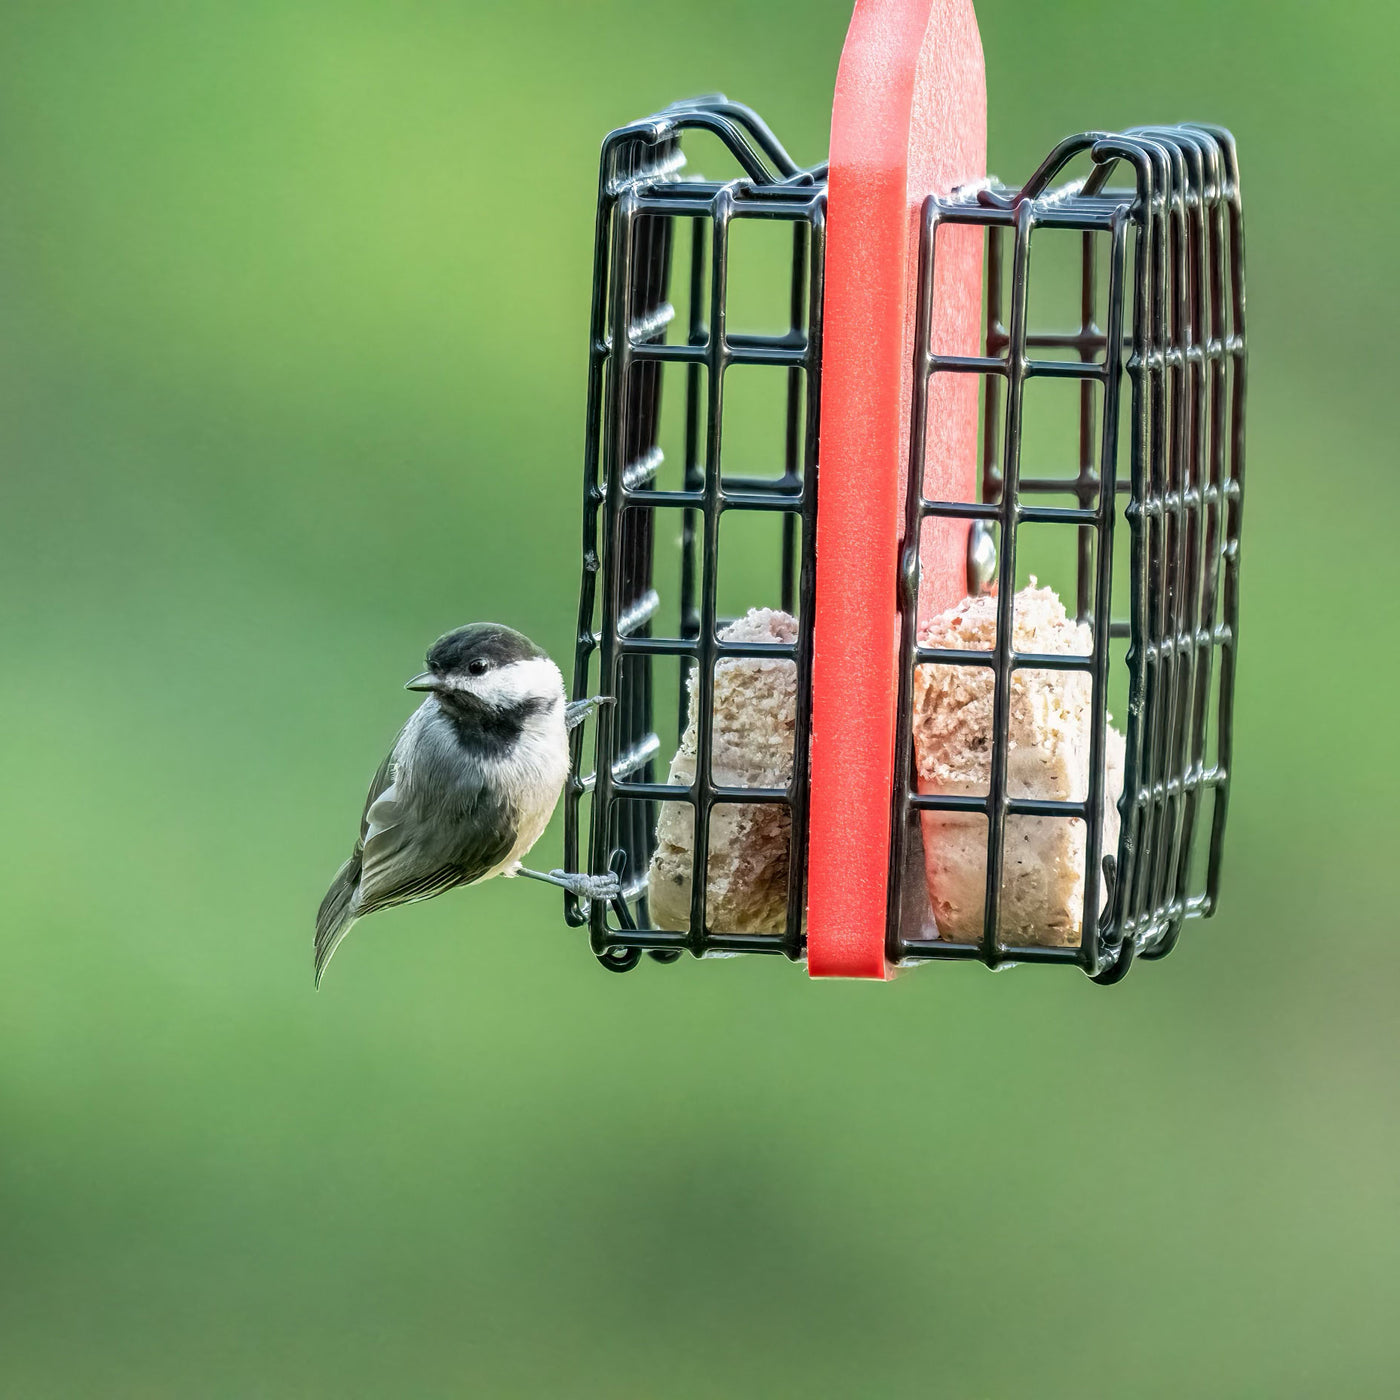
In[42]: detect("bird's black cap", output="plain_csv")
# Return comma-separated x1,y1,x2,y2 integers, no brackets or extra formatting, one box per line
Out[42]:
425,623,547,676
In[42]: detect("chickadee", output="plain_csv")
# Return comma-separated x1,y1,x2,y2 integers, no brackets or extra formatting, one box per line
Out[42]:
314,622,617,985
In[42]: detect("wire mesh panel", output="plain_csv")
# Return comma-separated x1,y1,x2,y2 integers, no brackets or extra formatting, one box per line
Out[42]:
566,100,825,971
570,104,1246,979
889,125,1247,981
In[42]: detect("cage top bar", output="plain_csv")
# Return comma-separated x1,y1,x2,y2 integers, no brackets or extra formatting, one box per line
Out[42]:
807,0,986,978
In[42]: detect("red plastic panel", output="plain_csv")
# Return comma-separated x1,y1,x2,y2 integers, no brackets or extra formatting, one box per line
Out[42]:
807,0,986,978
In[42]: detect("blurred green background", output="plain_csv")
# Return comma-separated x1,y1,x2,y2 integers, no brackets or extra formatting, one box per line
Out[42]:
2,2,1396,1395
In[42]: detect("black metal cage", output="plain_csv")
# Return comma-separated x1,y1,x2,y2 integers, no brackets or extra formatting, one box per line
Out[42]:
567,99,1246,980
565,101,825,971
892,126,1247,982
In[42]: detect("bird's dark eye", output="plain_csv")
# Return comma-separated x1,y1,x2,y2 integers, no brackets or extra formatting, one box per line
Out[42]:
468,658,491,676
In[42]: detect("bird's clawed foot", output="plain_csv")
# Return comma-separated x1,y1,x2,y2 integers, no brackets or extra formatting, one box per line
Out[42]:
565,694,616,732
554,868,622,902
517,866,622,902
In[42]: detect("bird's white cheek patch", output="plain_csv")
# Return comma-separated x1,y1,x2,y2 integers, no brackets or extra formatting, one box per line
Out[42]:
460,656,564,708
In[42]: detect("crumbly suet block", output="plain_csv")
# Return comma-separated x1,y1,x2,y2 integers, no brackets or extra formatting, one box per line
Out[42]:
647,609,799,936
912,583,1126,946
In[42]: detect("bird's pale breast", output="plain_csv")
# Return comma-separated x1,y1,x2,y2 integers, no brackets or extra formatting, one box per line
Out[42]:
486,701,570,878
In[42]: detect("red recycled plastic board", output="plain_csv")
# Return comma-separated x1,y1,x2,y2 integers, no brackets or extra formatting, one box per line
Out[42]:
807,0,986,979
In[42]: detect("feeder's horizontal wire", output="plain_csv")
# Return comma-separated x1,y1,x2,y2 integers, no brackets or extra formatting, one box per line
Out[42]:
697,933,790,955
627,303,676,343
629,189,823,217
729,330,807,352
1027,359,1110,382
596,927,689,951
615,589,660,637
925,354,1109,382
575,734,664,794
905,791,1089,819
911,647,1096,672
612,734,662,779
1009,797,1089,818
897,939,1081,965
720,488,808,511
908,792,987,814
613,781,790,805
618,487,803,511
619,873,650,901
597,634,800,660
603,328,809,357
619,487,699,507
1018,475,1134,494
621,447,664,489
1021,504,1099,524
934,203,1121,232
896,940,1080,963
724,472,802,492
917,497,1099,527
629,341,806,367
929,354,1005,375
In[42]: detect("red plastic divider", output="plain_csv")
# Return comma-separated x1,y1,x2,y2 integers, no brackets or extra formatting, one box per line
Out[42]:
807,0,986,978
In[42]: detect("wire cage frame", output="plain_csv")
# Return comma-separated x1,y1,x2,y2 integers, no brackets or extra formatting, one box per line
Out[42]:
568,100,1246,980
890,126,1247,983
565,99,825,971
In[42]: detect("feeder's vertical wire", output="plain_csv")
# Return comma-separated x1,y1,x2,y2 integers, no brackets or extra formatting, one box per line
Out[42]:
633,196,674,919
1117,148,1155,946
680,214,708,739
979,215,1003,960
1163,140,1198,936
590,188,639,950
887,195,941,963
618,211,650,914
1167,136,1213,927
1151,137,1194,951
620,210,648,913
1185,124,1237,916
1134,144,1172,944
1075,226,1098,624
686,186,732,954
647,198,676,898
613,151,646,924
1161,135,1201,931
982,198,1034,965
566,141,619,925
1127,148,1161,942
1188,134,1227,913
1081,206,1129,971
1070,184,1100,968
783,194,825,963
780,219,806,616
983,227,1005,504
1150,146,1192,936
1208,132,1246,914
1122,144,1166,944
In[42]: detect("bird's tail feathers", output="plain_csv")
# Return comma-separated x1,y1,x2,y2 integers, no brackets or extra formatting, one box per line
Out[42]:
315,855,361,988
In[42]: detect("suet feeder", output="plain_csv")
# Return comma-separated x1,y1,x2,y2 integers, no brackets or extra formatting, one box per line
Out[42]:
565,0,1247,981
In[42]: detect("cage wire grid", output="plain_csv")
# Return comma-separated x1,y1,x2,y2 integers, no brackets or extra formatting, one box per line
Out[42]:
890,126,1246,981
568,101,1245,979
566,101,824,970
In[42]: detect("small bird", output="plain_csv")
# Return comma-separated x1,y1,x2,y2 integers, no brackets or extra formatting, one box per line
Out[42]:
314,623,617,985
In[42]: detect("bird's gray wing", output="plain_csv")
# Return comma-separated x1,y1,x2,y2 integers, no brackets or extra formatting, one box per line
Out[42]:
315,734,403,983
358,742,400,848
354,755,517,919
315,726,411,979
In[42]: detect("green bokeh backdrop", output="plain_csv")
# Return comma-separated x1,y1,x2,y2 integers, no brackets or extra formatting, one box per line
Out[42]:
2,2,1396,1395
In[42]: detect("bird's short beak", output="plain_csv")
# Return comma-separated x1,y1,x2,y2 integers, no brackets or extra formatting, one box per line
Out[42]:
405,672,441,692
